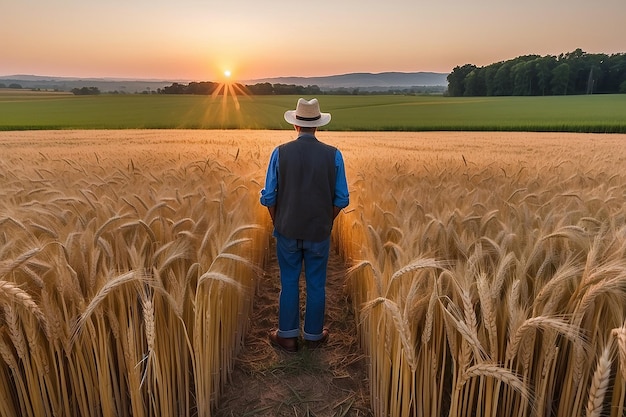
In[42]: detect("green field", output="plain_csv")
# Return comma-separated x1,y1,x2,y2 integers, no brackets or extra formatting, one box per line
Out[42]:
1,90,625,132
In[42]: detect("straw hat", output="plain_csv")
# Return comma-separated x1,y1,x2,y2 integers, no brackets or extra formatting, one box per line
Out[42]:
284,98,331,127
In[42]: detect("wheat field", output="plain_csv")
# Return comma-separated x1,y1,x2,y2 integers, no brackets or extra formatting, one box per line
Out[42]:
336,132,626,417
1,130,626,417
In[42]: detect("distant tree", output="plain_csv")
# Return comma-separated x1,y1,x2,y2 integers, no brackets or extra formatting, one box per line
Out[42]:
273,83,308,95
231,83,247,95
0,83,6,88
447,64,476,96
71,86,101,95
327,87,352,95
606,54,626,93
534,56,555,96
512,61,534,96
9,83,22,89
493,62,513,95
303,85,322,95
160,83,187,94
551,63,570,95
272,83,292,94
484,63,501,96
187,81,218,94
564,49,591,94
247,82,274,95
591,54,610,93
463,69,486,96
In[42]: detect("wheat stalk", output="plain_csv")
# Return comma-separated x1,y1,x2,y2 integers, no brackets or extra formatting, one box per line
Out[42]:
346,260,383,297
612,325,626,379
420,273,441,346
388,258,447,288
476,272,499,361
0,247,42,277
440,296,488,362
71,270,149,344
197,271,243,290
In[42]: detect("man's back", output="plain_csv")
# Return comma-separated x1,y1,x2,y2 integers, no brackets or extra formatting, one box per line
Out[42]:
275,134,337,242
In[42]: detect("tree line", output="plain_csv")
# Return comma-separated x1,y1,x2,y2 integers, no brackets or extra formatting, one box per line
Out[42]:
0,83,25,89
71,87,101,95
157,82,445,96
447,49,626,96
158,82,323,96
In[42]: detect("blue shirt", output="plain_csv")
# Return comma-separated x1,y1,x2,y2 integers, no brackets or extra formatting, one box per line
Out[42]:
260,140,349,209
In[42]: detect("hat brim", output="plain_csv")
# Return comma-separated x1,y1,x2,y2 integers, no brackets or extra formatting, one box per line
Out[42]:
284,110,331,127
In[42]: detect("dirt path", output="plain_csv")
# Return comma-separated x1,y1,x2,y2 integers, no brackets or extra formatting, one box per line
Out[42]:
215,239,373,417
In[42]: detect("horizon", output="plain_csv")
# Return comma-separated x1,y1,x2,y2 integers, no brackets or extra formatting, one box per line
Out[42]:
4,0,626,81
0,70,452,84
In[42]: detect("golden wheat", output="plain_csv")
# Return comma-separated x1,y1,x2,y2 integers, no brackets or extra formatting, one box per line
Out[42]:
2,130,626,417
0,131,269,417
336,132,626,416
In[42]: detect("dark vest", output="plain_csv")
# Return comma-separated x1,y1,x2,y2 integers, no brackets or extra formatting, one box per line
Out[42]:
275,134,337,241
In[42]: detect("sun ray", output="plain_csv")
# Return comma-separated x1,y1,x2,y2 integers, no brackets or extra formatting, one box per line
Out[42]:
198,69,252,128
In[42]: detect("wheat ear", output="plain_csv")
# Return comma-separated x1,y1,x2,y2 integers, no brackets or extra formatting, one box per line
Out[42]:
506,315,585,362
585,345,612,417
0,280,45,324
459,363,533,405
71,270,149,344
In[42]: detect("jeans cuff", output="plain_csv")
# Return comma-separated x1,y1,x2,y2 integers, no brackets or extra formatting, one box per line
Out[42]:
303,330,325,341
277,328,299,339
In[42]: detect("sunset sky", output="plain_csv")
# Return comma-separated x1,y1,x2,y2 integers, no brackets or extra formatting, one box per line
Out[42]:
3,0,625,82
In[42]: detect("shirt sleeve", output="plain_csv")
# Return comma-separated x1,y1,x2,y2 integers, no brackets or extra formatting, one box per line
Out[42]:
259,147,280,207
333,149,350,208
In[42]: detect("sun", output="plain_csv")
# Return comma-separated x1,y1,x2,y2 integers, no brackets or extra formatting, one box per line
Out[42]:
210,68,250,113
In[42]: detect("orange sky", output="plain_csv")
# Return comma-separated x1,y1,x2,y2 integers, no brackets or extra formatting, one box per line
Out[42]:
3,0,625,82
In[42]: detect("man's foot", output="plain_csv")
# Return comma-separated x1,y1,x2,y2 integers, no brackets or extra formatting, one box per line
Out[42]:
305,328,329,349
269,330,298,353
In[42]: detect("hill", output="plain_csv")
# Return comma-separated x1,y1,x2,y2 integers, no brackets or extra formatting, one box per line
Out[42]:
1,71,449,93
244,71,449,91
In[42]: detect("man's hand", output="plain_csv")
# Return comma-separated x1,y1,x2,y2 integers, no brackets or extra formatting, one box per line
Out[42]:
268,206,276,223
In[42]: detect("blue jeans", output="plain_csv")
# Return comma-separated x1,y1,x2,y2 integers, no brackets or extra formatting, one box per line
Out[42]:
275,232,330,341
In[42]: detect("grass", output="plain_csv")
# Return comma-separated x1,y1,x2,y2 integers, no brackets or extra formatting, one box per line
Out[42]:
0,90,625,132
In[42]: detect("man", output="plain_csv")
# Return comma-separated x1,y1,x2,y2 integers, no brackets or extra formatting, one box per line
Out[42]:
260,98,349,353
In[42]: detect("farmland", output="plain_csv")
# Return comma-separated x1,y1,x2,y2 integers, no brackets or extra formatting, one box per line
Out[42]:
1,91,626,132
1,129,626,416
